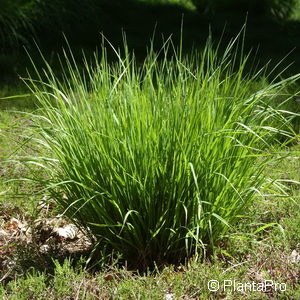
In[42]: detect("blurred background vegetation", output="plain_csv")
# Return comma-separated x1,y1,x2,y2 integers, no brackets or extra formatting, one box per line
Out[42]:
191,0,297,18
1,0,300,82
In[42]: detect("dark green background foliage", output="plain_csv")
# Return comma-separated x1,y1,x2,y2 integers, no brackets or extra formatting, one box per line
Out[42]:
1,0,300,81
0,0,35,48
0,0,136,49
0,0,297,50
192,0,297,19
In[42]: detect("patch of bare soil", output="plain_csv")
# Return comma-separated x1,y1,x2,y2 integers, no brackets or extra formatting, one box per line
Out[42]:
0,209,92,284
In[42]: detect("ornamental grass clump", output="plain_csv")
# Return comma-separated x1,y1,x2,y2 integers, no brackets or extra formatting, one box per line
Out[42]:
25,36,299,269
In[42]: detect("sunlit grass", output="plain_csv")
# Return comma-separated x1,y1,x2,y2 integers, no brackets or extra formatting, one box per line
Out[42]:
22,33,299,269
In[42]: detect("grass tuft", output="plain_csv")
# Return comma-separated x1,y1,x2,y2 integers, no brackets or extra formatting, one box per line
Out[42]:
23,33,300,270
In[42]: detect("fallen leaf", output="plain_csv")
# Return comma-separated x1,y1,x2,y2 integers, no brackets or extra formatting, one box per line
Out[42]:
4,218,27,232
104,274,114,281
165,293,174,300
290,250,300,263
53,224,77,240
